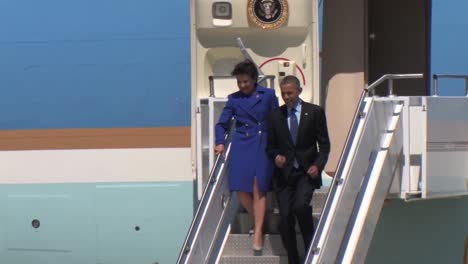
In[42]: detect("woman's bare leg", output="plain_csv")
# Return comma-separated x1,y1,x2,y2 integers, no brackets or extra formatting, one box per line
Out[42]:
253,177,267,248
238,191,254,219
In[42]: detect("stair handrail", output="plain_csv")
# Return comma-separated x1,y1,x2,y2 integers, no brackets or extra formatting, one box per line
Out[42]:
236,37,264,76
177,119,235,264
367,73,424,96
305,73,423,263
237,37,275,89
208,74,275,97
304,89,367,262
432,74,468,96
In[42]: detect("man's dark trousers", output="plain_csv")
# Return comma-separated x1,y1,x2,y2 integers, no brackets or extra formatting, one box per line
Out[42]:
276,167,315,264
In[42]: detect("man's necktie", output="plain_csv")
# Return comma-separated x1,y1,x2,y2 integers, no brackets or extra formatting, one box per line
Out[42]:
289,108,298,144
289,108,299,168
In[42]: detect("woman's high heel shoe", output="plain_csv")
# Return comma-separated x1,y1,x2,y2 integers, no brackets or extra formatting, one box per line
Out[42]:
252,245,263,256
252,232,263,256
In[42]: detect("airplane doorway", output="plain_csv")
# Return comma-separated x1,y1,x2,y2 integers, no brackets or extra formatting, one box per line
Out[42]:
368,0,431,96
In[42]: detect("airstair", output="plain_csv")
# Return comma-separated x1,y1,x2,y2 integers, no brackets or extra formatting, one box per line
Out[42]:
305,73,468,263
178,73,468,264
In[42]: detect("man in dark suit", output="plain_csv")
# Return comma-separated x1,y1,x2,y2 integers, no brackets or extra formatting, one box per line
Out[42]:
267,75,330,264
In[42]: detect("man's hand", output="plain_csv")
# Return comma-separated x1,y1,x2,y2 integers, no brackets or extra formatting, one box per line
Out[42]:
275,155,286,168
215,144,225,155
307,165,319,178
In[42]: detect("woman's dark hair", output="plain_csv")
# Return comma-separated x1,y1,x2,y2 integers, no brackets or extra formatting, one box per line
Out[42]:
231,59,259,81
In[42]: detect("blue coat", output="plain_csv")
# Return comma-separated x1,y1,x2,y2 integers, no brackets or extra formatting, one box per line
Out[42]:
215,85,279,192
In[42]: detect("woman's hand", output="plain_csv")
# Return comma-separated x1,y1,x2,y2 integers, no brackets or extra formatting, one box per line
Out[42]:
215,144,225,155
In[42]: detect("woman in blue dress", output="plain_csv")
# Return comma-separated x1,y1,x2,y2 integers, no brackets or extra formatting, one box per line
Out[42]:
215,60,279,254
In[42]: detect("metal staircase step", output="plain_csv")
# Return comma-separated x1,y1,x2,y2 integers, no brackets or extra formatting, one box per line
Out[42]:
233,188,329,234
313,188,328,214
233,212,321,234
221,234,290,264
222,234,290,256
220,255,287,264
221,189,329,263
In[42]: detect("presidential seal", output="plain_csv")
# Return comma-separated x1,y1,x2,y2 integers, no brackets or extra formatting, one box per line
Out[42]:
247,0,289,30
